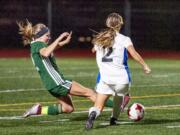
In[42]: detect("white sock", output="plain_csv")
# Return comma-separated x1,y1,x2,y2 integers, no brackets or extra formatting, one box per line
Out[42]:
89,107,101,119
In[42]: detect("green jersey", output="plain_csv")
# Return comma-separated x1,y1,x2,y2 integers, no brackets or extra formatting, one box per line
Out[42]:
30,41,68,90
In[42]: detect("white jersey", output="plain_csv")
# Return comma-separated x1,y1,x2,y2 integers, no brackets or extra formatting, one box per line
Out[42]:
95,32,133,84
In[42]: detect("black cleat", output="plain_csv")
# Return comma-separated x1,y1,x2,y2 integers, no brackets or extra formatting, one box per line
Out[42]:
85,111,96,129
110,117,117,125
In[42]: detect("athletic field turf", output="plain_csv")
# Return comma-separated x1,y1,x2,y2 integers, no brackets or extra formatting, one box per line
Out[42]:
0,58,180,135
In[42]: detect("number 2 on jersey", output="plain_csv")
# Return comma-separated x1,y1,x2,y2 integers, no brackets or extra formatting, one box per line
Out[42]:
102,47,113,62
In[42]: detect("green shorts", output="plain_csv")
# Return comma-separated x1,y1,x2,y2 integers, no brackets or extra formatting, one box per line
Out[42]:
48,80,72,97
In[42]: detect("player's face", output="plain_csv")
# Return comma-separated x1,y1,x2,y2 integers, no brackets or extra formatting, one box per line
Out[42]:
41,32,51,43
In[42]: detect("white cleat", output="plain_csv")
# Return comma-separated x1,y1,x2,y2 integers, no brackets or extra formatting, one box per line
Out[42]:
23,103,42,118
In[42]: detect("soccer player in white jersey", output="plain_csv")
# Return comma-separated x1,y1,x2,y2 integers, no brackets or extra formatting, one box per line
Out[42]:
85,13,151,129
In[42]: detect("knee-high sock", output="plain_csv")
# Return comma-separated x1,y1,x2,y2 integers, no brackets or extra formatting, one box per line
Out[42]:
105,98,113,108
41,104,62,115
111,95,123,119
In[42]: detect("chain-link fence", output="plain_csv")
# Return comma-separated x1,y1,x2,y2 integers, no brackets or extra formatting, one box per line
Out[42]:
0,0,180,50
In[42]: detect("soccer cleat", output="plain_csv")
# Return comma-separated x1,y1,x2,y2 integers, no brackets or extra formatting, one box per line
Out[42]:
120,94,130,112
23,103,42,118
110,117,117,125
85,111,96,129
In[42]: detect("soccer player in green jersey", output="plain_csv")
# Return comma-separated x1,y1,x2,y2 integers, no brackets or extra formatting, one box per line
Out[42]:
17,20,113,117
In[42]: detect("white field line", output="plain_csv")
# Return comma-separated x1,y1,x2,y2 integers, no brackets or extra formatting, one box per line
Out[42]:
0,116,24,120
100,121,134,126
0,104,180,113
151,75,169,78
151,73,180,78
0,67,96,71
39,119,70,123
0,73,96,79
0,88,45,93
74,104,180,111
166,125,180,129
1,72,180,79
0,109,110,120
145,104,180,110
0,104,180,120
0,83,180,93
0,75,39,79
132,84,180,87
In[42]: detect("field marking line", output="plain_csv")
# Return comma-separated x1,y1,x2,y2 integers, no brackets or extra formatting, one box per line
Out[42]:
166,125,180,129
0,99,90,107
0,109,25,111
0,66,97,70
72,105,180,112
75,105,180,111
0,99,93,107
0,109,110,119
0,104,180,113
0,76,39,79
132,93,180,99
133,84,180,87
1,83,180,93
39,119,70,123
0,88,45,93
1,72,180,79
0,72,97,79
100,121,134,126
1,93,180,107
39,120,134,125
0,116,24,120
0,108,111,120
0,102,56,107
1,104,180,120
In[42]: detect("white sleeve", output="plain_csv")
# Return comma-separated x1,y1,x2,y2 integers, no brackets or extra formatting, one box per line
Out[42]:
124,37,133,48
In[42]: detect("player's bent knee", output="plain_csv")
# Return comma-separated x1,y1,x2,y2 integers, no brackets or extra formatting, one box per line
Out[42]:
62,105,74,113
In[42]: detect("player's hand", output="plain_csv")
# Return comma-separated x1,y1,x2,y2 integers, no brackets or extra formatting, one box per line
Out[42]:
58,31,72,46
58,32,70,41
143,64,151,74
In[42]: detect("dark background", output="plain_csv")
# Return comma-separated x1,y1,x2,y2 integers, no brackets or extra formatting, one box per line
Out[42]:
0,0,180,51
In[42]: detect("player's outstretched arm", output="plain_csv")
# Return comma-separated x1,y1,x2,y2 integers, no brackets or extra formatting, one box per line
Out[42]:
127,45,151,74
40,32,72,57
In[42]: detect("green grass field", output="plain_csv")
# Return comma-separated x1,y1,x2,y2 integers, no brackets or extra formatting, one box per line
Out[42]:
0,58,180,135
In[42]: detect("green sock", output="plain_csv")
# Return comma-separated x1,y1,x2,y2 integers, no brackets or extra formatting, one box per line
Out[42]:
105,98,113,107
42,104,62,115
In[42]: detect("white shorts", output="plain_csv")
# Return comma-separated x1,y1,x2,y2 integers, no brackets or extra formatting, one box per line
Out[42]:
96,80,130,96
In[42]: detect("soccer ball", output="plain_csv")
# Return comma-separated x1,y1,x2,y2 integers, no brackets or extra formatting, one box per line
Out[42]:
128,103,145,121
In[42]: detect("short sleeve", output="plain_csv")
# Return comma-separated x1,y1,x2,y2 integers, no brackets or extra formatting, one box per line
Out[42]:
31,42,46,54
35,42,46,53
124,37,133,48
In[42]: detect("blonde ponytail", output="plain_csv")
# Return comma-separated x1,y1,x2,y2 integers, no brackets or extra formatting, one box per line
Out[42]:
17,20,34,46
92,13,123,48
92,28,116,48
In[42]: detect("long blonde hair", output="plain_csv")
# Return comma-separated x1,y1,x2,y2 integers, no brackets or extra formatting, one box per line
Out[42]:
17,20,47,46
92,13,124,48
